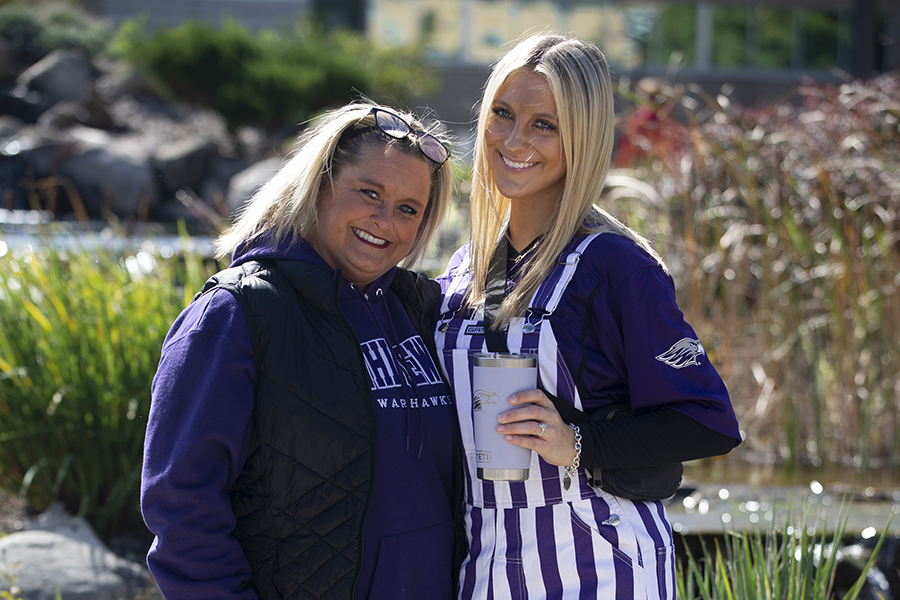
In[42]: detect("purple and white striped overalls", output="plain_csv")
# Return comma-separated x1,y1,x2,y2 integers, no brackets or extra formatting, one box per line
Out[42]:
436,233,676,600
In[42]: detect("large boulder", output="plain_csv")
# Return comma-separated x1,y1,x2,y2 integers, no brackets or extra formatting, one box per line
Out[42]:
37,94,118,132
0,504,160,600
59,127,159,219
197,154,246,209
0,85,56,123
15,48,94,106
151,135,218,195
225,156,284,215
4,125,76,177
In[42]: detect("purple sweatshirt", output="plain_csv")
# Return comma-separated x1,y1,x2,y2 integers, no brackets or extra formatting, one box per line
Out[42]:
141,239,457,599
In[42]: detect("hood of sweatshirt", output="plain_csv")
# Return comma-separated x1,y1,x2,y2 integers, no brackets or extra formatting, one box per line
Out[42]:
230,235,397,292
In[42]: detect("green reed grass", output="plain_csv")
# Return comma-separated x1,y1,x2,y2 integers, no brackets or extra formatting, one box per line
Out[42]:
675,502,891,600
0,235,215,536
612,73,900,472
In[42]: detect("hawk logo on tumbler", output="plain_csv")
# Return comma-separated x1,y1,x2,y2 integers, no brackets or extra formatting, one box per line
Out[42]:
473,389,499,411
655,338,705,369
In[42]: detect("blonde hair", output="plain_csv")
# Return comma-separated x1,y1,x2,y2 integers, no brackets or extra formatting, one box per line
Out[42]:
215,102,453,267
466,33,665,327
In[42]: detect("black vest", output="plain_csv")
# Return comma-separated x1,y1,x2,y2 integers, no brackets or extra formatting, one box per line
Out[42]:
198,258,442,599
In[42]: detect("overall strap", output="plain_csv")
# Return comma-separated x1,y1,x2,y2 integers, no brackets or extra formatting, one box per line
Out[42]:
439,249,472,314
526,232,604,315
482,233,604,351
523,233,605,422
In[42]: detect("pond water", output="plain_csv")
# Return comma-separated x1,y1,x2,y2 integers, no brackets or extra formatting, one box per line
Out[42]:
0,212,216,258
677,457,900,536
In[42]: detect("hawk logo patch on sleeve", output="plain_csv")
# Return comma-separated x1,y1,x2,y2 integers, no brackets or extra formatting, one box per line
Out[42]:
655,338,705,369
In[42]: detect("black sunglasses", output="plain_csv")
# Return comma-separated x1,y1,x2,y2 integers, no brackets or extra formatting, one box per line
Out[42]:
347,107,450,165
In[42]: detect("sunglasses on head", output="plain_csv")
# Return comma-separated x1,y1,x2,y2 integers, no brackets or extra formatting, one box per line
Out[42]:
347,107,450,165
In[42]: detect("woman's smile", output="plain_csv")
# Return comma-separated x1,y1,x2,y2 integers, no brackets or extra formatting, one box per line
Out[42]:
498,153,539,170
353,227,388,246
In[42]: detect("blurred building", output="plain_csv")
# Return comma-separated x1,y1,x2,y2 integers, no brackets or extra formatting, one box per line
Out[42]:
87,0,898,117
370,0,896,127
87,0,897,77
371,0,898,77
84,0,364,32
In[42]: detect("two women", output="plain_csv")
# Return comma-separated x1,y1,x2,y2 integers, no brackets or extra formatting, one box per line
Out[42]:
143,32,741,600
435,34,741,599
141,104,458,599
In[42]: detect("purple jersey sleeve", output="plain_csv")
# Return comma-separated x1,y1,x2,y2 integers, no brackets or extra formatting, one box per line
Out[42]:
604,264,741,441
141,288,258,599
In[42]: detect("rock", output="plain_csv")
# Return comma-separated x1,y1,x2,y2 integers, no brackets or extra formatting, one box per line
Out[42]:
59,130,159,219
21,502,105,548
4,125,76,177
0,504,161,600
197,154,246,210
0,531,151,600
36,100,94,130
151,135,218,195
37,93,118,132
0,36,13,84
225,156,284,215
3,125,161,220
0,155,28,210
152,153,244,228
0,115,25,142
0,84,56,123
105,94,236,160
1,40,259,224
16,48,94,105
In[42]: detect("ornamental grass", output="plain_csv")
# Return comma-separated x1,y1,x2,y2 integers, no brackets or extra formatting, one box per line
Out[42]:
611,73,900,474
0,234,215,536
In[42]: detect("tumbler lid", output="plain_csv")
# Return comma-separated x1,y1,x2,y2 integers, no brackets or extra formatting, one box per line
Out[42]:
473,352,537,368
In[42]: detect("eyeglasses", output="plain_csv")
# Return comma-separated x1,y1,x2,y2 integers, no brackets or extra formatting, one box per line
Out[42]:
348,107,450,165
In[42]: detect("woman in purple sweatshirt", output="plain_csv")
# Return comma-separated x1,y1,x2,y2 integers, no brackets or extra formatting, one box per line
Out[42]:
141,103,459,599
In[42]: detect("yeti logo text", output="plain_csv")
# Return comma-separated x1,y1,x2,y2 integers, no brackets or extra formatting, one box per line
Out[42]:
473,389,499,411
655,338,705,369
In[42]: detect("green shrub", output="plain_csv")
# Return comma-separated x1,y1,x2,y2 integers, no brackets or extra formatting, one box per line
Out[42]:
111,16,438,131
0,2,112,64
0,236,217,536
112,17,260,110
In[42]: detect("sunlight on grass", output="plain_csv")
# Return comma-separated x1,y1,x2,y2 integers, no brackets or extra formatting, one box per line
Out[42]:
0,235,218,536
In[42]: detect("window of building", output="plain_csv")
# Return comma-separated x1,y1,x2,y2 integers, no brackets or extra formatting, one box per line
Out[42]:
625,1,855,72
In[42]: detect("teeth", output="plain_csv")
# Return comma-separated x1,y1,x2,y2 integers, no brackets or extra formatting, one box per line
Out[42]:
501,154,536,169
353,228,387,246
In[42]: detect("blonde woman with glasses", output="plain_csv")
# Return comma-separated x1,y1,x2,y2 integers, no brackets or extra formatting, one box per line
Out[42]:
435,34,741,599
142,103,461,600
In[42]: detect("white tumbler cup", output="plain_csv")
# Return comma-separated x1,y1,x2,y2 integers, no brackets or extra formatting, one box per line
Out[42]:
472,352,537,481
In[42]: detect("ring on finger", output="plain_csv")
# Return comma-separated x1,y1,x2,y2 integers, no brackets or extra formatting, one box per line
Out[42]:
537,422,548,437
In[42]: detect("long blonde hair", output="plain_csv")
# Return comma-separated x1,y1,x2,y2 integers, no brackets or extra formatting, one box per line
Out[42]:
466,33,665,327
215,102,453,266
